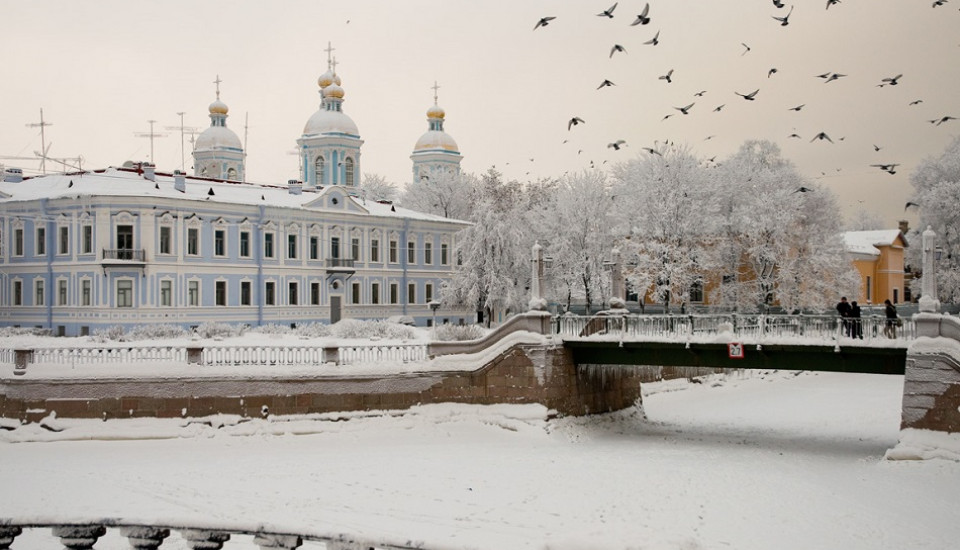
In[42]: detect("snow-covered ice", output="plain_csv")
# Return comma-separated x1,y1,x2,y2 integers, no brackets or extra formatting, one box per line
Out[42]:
2,369,959,549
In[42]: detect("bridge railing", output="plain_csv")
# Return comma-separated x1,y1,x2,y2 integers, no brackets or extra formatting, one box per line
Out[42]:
556,313,915,343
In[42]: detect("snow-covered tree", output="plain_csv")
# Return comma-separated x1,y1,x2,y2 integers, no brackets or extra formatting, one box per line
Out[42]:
910,135,960,303
358,173,399,202
443,169,531,325
845,207,888,231
611,145,720,312
401,170,477,220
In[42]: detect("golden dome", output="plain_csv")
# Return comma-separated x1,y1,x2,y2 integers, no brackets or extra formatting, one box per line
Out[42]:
209,99,229,115
324,83,345,99
427,104,445,119
317,70,342,89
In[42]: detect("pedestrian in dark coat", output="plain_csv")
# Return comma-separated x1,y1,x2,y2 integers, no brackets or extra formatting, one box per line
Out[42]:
884,299,898,339
850,300,863,339
836,297,852,336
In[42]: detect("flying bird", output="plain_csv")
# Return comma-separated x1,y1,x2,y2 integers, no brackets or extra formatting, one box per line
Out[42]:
826,0,840,8
644,30,660,45
631,3,651,25
659,69,674,83
823,73,846,83
934,115,958,125
641,147,662,156
810,132,833,143
610,44,627,57
661,113,674,121
932,0,947,6
735,89,759,100
788,133,801,138
741,43,751,55
873,144,882,151
568,117,585,130
675,103,695,115
597,2,618,18
597,79,616,89
694,90,707,97
608,140,627,150
871,163,900,174
878,74,903,87
713,104,725,112
788,104,805,111
533,16,556,30
768,68,778,78
904,201,921,211
773,0,785,7
909,99,923,106
793,186,814,193
772,5,793,25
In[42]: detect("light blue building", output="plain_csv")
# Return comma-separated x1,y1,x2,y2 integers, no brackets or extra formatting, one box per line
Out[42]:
0,63,471,335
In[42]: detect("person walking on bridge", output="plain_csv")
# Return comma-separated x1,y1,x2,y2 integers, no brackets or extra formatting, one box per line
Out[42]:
884,299,898,339
836,296,852,337
850,300,863,339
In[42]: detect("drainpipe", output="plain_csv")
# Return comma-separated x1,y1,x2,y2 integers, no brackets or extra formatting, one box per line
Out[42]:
401,218,409,316
41,199,53,329
256,204,265,327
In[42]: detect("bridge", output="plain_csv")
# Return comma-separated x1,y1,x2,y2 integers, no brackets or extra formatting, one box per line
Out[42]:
555,312,912,375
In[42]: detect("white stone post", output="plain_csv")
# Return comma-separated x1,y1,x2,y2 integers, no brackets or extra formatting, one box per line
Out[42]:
610,247,623,302
919,226,941,313
529,241,547,311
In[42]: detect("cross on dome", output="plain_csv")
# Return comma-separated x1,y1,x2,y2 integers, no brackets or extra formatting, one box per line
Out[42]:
432,81,441,105
324,42,335,70
214,74,222,100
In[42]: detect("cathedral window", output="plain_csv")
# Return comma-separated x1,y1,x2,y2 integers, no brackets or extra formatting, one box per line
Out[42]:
344,157,355,186
315,156,326,186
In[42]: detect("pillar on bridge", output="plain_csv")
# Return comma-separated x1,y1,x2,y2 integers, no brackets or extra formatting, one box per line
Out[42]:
529,241,547,311
902,228,960,434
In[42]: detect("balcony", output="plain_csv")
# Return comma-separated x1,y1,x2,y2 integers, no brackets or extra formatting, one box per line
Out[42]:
101,248,146,269
325,257,355,276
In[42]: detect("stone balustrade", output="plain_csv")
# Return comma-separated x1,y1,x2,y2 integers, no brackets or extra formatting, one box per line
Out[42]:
0,521,423,549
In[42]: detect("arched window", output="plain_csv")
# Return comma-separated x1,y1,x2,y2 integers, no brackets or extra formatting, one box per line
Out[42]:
315,156,326,186
227,167,238,180
344,157,355,186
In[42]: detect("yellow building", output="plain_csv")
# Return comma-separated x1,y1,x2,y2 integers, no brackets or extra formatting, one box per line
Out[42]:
843,230,908,305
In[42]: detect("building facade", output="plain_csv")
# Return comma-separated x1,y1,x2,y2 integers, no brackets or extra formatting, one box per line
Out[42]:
0,62,472,335
843,229,908,305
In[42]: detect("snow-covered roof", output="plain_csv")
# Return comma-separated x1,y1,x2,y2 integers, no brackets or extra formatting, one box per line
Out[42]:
843,230,906,256
0,168,467,225
303,108,359,137
414,130,459,153
194,125,242,152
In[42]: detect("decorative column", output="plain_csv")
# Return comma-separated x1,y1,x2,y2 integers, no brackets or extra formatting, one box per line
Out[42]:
610,247,623,302
52,525,107,550
120,526,170,550
182,529,231,549
919,226,941,313
253,533,303,549
529,241,547,311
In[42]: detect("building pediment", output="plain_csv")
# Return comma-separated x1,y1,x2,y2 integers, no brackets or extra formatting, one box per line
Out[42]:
304,187,369,214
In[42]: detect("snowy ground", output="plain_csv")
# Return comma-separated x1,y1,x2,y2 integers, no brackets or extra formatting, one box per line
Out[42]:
2,370,959,550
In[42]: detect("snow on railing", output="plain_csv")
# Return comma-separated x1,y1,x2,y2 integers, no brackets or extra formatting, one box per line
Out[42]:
556,313,915,344
22,346,187,366
338,344,427,365
202,345,327,367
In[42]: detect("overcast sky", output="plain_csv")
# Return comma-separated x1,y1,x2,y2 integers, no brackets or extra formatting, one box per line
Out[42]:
2,0,958,226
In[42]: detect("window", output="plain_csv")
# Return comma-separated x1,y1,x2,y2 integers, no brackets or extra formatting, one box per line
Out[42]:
893,288,899,304
344,157,355,186
425,242,433,265
116,225,133,251
311,282,320,305
407,242,416,264
389,240,398,263
408,283,416,304
13,281,22,306
351,237,360,261
265,281,276,305
35,280,45,306
14,229,23,256
239,231,251,257
315,156,326,186
441,243,449,265
288,282,298,305
159,227,172,254
390,283,399,305
81,279,91,306
58,227,69,255
371,239,380,262
426,283,433,303
309,236,319,260
188,280,199,306
36,227,46,256
689,281,704,303
352,282,361,304
187,228,199,255
866,276,872,301
160,280,172,307
371,282,380,305
82,226,92,254
58,280,67,305
287,234,297,259
263,233,275,258
331,237,341,259
241,281,252,305
116,280,132,308
215,230,226,257
215,281,227,306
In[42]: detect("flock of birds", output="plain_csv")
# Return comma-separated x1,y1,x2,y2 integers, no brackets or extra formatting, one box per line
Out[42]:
529,1,958,207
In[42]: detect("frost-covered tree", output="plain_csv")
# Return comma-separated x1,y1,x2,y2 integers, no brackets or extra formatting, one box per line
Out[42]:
358,173,398,202
845,207,888,231
541,171,619,313
611,145,720,312
443,169,531,325
910,135,960,303
401,170,477,220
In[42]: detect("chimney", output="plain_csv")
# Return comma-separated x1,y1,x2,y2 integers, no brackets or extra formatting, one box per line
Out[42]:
174,170,186,193
288,179,303,195
143,163,156,182
898,220,910,235
2,167,24,183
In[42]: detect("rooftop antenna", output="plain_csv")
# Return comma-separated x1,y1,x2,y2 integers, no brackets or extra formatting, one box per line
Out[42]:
26,108,52,174
165,112,198,172
134,120,167,164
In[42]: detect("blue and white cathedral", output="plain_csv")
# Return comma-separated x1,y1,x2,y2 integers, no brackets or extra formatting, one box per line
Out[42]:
0,51,472,335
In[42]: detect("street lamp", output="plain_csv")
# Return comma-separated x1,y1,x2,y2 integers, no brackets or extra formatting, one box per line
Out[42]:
428,300,441,329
